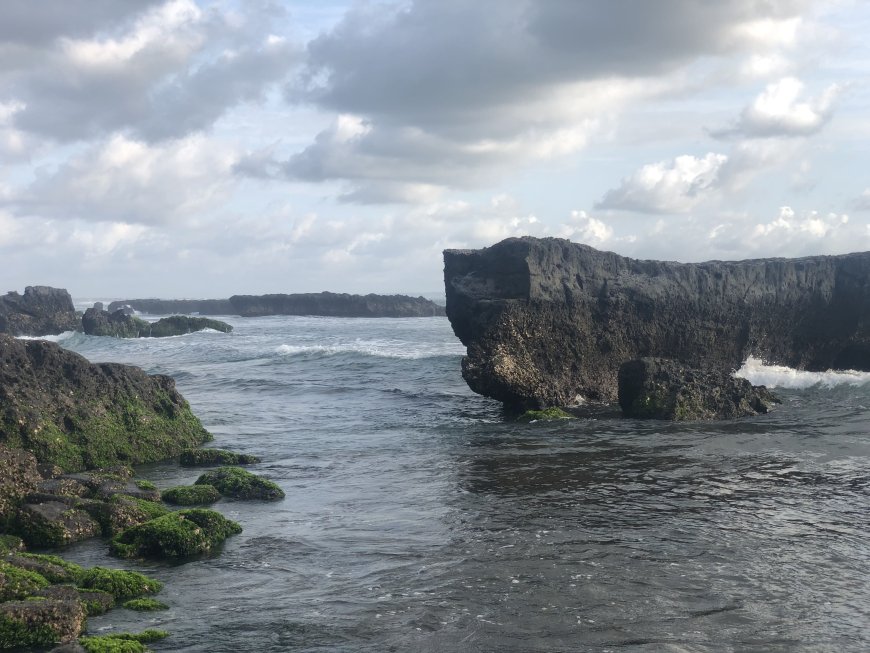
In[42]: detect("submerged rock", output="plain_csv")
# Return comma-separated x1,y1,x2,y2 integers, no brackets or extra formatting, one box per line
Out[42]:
194,466,285,500
110,509,242,560
179,448,261,467
618,358,779,420
0,334,212,470
444,237,870,409
0,286,78,336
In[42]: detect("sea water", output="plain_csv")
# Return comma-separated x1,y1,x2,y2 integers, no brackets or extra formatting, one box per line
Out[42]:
48,308,870,652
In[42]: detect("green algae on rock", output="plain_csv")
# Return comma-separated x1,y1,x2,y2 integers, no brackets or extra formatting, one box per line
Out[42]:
6,553,85,584
516,407,574,422
79,630,169,653
194,466,285,500
110,509,242,560
0,335,212,471
161,485,221,506
78,567,163,599
0,596,86,649
179,448,261,467
0,560,50,601
121,598,168,612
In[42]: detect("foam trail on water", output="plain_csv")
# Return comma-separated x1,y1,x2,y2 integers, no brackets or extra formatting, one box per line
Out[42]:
15,331,76,343
736,356,870,389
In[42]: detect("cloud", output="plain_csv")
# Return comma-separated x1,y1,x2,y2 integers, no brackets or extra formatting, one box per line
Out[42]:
280,0,814,203
2,0,299,143
14,134,239,225
595,153,729,213
853,189,870,212
712,76,841,139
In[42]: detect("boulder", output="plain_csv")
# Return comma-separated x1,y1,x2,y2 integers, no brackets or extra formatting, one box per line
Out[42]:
618,358,779,420
144,315,232,336
161,485,221,506
77,567,163,599
81,307,150,338
0,560,50,601
0,286,78,336
444,237,870,409
0,597,86,648
0,334,212,470
110,509,242,560
15,501,101,547
194,466,285,500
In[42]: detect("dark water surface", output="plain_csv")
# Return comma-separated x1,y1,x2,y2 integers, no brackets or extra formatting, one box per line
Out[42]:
55,313,870,652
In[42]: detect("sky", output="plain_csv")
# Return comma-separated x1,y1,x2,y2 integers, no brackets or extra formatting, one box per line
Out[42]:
1,0,869,298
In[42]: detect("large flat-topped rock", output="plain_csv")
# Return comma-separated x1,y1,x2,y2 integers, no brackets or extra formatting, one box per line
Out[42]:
0,286,78,336
444,237,870,409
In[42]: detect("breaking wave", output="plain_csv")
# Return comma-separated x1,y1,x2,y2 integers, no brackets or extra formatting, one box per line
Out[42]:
736,356,870,389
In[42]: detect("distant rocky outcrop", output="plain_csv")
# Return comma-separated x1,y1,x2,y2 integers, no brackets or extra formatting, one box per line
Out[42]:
107,299,234,315
0,334,212,471
82,308,232,338
0,286,79,336
110,292,445,317
618,358,779,420
444,237,870,410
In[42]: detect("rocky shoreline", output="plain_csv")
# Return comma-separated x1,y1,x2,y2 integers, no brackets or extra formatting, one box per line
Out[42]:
0,336,283,651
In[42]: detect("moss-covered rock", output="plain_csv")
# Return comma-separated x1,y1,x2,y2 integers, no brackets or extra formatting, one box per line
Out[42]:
78,630,168,653
5,553,85,584
194,467,284,500
78,567,163,599
516,407,574,422
82,495,170,537
0,597,86,649
0,535,24,555
110,509,242,560
179,448,261,467
0,560,50,601
37,585,115,617
81,308,151,339
121,598,168,612
0,335,212,471
144,316,232,337
15,501,102,547
161,485,221,506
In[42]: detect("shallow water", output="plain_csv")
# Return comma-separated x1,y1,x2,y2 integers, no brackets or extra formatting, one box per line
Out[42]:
53,313,870,652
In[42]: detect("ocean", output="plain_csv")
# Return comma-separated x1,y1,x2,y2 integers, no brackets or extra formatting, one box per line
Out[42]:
45,306,870,652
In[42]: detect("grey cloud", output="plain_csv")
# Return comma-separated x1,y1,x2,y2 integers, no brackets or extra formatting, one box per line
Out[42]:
281,0,815,202
3,2,299,143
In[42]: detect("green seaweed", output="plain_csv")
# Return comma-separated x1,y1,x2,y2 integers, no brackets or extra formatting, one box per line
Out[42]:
0,535,24,554
15,553,85,583
516,407,574,422
161,484,221,506
0,614,58,649
194,466,285,500
110,509,242,560
0,560,50,601
79,588,116,616
122,598,169,611
134,480,158,491
78,567,163,598
80,630,169,652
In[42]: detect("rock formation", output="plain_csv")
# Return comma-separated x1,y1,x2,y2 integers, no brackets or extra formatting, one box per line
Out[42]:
0,334,212,470
0,287,79,336
111,292,446,317
82,308,232,338
618,358,779,420
444,237,870,409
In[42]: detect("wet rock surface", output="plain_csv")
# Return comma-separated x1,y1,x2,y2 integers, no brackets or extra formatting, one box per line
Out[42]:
617,358,779,420
444,236,870,409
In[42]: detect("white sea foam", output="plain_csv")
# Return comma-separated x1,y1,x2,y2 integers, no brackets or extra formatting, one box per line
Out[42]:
15,331,76,343
735,356,870,389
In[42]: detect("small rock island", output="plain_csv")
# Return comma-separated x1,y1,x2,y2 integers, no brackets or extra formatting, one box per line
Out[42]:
444,237,870,416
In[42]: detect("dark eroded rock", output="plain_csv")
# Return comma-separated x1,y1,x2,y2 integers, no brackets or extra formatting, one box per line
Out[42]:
228,292,445,317
15,501,101,547
618,358,779,420
445,237,870,409
81,308,150,338
0,445,42,526
0,334,212,470
0,286,78,336
179,448,261,467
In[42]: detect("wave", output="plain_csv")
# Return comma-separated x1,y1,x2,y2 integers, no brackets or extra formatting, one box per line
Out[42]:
15,330,77,343
274,340,464,360
736,356,870,389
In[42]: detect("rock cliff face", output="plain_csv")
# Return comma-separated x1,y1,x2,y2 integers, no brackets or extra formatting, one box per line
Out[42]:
0,287,79,336
228,292,445,317
0,334,211,471
444,237,870,409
